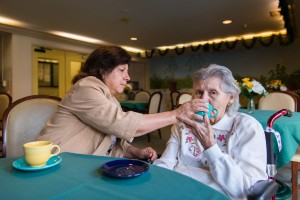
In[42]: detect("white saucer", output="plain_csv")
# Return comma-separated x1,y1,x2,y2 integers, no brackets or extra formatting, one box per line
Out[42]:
12,155,62,171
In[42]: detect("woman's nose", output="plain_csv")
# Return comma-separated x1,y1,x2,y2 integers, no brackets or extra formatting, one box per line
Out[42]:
125,72,130,81
202,92,209,101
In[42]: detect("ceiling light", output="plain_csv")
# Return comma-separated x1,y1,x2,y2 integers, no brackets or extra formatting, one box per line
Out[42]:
50,31,105,44
224,37,238,42
121,46,143,53
0,16,25,26
222,20,232,25
260,31,273,37
213,39,222,43
243,34,254,40
130,37,137,41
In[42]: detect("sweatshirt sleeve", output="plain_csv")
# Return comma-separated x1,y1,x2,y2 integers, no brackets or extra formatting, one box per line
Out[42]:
153,124,180,170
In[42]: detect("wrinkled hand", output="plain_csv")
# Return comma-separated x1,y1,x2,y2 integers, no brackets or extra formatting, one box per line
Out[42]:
133,147,158,163
175,99,208,122
177,114,215,149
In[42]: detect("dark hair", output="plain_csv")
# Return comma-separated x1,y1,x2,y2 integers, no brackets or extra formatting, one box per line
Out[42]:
72,45,131,84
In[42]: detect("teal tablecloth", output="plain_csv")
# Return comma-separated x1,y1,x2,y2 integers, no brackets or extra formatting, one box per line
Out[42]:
120,100,148,112
240,109,300,168
0,152,229,200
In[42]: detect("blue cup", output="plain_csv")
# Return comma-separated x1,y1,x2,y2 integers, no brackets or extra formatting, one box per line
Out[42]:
195,103,218,122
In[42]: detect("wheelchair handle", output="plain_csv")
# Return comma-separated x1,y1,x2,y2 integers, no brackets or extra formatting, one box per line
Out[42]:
267,109,292,128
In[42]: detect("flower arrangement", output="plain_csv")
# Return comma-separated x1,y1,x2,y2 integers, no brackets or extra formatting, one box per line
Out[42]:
266,79,287,92
238,78,268,99
123,84,132,94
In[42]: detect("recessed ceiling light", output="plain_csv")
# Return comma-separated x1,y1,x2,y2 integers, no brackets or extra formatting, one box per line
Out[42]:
130,37,137,41
51,31,104,44
222,20,232,25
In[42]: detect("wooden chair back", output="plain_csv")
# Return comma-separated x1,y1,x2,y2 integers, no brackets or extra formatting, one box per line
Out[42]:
147,92,162,142
135,91,151,102
1,95,61,158
176,92,193,106
0,92,12,130
170,91,180,109
258,91,299,112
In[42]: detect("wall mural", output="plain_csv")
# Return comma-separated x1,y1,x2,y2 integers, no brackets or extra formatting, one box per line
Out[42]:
150,54,300,92
150,55,208,90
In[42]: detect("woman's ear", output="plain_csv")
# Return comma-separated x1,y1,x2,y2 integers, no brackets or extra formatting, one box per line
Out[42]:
99,69,105,80
228,94,235,104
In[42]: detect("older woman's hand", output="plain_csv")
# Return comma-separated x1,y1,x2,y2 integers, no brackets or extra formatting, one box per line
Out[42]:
177,114,215,150
125,146,158,163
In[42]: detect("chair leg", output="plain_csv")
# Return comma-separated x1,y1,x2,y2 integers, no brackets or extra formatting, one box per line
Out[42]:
158,129,162,139
291,161,300,200
147,129,161,143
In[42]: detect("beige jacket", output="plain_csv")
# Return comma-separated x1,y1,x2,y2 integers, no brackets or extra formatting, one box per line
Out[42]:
37,76,143,157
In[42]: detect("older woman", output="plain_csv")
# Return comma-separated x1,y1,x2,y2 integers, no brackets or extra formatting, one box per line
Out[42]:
154,64,268,199
37,45,203,163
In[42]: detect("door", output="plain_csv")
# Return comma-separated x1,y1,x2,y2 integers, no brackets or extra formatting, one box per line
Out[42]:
32,47,66,98
65,51,86,92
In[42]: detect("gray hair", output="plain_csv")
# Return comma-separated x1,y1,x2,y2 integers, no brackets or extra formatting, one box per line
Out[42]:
192,64,240,116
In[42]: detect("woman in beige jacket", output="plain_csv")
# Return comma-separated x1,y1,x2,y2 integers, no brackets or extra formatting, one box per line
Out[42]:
37,45,204,162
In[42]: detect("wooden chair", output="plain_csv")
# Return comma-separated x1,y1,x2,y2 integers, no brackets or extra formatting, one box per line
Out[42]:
147,92,162,142
134,91,151,102
1,95,61,158
0,92,12,130
258,91,299,112
258,91,300,200
170,90,180,110
0,92,12,156
176,92,193,106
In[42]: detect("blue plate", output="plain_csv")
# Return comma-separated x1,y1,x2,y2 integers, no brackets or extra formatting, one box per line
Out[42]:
101,159,149,178
12,155,62,171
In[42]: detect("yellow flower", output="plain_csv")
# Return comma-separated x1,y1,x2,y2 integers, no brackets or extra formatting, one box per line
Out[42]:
245,81,253,89
242,78,250,82
267,79,286,91
239,78,267,99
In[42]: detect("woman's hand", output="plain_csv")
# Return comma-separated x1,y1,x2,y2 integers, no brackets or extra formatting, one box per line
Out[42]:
177,114,215,150
125,146,158,163
175,99,208,122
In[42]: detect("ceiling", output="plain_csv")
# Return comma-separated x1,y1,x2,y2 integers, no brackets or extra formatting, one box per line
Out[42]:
0,0,296,52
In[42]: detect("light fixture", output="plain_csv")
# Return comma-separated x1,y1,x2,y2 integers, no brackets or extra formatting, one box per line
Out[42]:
130,37,137,41
50,31,105,44
120,46,143,53
222,20,232,25
0,16,24,26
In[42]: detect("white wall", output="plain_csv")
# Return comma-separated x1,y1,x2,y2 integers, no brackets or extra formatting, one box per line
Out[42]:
6,33,96,101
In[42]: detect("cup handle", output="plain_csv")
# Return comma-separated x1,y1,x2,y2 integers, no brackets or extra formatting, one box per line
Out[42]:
211,108,218,118
50,145,61,157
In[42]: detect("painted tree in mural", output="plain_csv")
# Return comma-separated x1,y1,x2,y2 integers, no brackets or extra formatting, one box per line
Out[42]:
164,57,178,91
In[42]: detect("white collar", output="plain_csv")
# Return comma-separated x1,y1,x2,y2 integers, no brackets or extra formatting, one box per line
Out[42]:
212,113,236,131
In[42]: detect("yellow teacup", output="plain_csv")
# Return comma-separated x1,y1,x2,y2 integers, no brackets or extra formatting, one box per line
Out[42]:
23,141,60,167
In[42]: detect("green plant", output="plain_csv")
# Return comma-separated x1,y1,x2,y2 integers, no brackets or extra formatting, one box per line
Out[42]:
262,64,300,90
